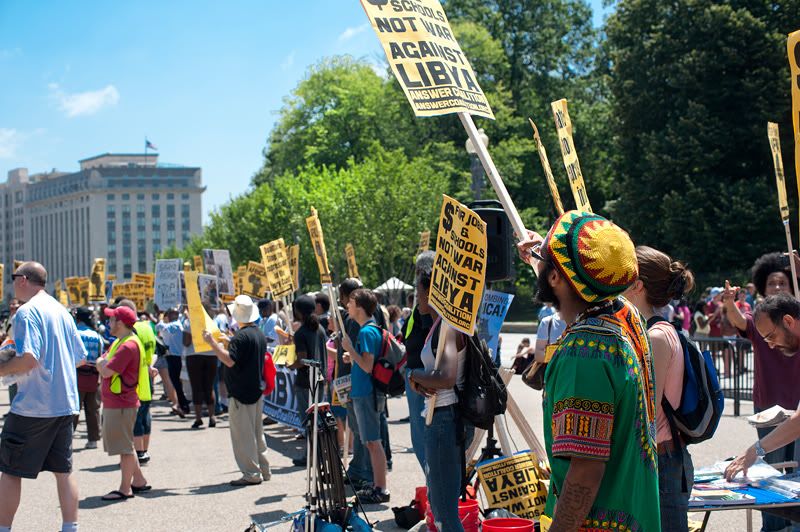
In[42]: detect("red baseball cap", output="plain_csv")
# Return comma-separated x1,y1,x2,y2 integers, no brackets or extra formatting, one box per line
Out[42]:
104,306,137,328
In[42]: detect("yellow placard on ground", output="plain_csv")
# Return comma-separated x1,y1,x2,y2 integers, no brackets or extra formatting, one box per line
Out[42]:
243,261,270,299
89,258,106,302
272,344,297,366
551,99,591,212
193,255,203,273
345,243,360,280
260,239,295,299
132,273,155,302
477,452,548,521
360,0,494,120
305,207,332,285
769,122,791,222
530,118,565,215
429,195,487,335
418,230,431,255
288,244,300,290
184,270,220,352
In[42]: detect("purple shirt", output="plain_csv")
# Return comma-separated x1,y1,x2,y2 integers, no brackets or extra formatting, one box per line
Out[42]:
740,314,800,410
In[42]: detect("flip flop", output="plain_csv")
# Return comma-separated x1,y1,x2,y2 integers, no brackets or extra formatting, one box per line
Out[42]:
101,490,134,501
131,484,152,493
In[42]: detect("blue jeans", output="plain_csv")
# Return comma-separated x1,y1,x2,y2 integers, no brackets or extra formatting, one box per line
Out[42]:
346,403,372,483
658,446,693,532
424,405,465,532
757,417,800,531
405,369,426,469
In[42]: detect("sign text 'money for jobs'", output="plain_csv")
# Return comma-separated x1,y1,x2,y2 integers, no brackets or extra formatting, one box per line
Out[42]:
361,0,494,120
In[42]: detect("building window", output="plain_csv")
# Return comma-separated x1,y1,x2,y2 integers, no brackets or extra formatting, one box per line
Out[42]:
122,193,130,200
182,219,190,231
123,231,131,245
167,219,175,231
107,194,115,200
107,220,116,234
181,204,190,217
123,265,132,279
166,205,175,217
137,194,144,200
108,243,116,255
108,259,116,271
152,218,161,231
181,193,189,200
182,231,191,243
152,193,160,200
153,241,161,254
137,204,145,214
107,205,116,219
151,204,160,216
167,193,174,200
122,205,130,214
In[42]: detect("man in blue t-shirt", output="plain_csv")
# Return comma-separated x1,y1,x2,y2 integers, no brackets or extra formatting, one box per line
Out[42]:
0,262,87,532
341,288,390,504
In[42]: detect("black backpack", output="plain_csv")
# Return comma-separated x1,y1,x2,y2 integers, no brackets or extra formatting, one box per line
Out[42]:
456,332,508,430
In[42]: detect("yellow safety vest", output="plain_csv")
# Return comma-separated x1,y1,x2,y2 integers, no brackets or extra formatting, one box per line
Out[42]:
106,333,145,396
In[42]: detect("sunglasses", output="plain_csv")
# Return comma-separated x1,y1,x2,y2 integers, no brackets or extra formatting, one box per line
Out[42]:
11,274,27,281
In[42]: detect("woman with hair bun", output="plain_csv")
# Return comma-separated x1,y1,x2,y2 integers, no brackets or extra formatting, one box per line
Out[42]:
625,245,695,532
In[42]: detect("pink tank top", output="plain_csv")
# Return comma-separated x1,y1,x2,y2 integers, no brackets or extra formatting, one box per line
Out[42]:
650,321,684,443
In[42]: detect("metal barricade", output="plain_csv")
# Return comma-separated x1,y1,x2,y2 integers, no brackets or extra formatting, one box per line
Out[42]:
692,337,753,416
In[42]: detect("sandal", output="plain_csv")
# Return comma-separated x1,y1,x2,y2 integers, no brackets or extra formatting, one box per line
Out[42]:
171,407,186,419
131,484,152,493
101,490,134,501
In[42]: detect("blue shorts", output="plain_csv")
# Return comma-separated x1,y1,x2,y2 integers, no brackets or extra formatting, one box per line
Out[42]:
133,401,152,437
351,394,385,444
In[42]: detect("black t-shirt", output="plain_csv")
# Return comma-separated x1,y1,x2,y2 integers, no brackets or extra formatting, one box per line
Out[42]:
294,323,328,389
225,325,266,404
404,305,433,370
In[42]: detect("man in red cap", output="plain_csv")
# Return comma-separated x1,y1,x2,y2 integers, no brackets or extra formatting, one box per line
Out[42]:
96,305,150,501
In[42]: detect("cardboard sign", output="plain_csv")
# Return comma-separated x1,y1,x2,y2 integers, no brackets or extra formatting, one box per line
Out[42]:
345,243,360,279
236,265,247,295
64,277,80,307
769,122,791,222
530,118,565,215
193,255,203,273
112,282,145,311
306,207,332,285
477,452,548,521
332,374,352,405
272,344,297,366
429,195,487,335
13,260,23,271
477,289,515,363
790,30,800,207
288,244,300,291
154,259,182,309
196,273,219,310
202,249,234,296
243,260,270,299
132,273,155,302
184,271,220,352
55,279,69,307
418,230,431,255
89,258,106,302
183,262,191,273
262,365,303,430
551,99,591,212
260,239,295,299
361,0,494,120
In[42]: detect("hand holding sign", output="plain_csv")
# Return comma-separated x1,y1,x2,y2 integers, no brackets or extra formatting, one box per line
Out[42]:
516,230,545,270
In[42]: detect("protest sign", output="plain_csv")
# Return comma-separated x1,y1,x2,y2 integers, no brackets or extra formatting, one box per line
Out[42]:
263,365,303,430
332,374,352,405
183,262,191,273
89,258,106,302
236,265,246,294
112,282,145,311
429,195,487,335
530,118,564,215
305,207,332,285
477,289,514,364
477,452,548,520
55,280,69,307
243,260,270,299
272,344,297,366
288,244,300,290
790,30,800,239
768,122,800,298
77,277,90,306
551,99,591,212
154,259,182,309
418,230,431,255
260,239,294,299
345,243,360,279
184,271,220,352
197,273,219,310
64,277,80,306
13,260,23,271
361,0,493,119
193,255,203,273
132,273,155,302
0,264,3,300
202,249,234,296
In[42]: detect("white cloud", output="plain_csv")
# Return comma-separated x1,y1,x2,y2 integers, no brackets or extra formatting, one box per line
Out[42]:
338,23,369,42
281,51,296,71
49,83,120,117
0,129,20,158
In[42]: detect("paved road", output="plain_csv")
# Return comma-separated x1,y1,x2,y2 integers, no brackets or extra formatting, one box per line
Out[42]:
3,333,766,530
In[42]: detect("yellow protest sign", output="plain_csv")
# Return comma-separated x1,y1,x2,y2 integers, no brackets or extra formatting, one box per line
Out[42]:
529,118,564,215
477,452,548,521
551,99,591,212
184,270,220,352
55,280,69,307
789,30,800,236
260,239,294,299
112,282,145,311
361,0,494,120
345,243,360,280
183,262,191,273
769,123,791,222
64,277,80,306
77,277,90,306
429,195,487,335
243,261,270,299
193,255,204,273
288,244,300,290
88,258,106,302
236,265,247,294
132,273,155,302
13,260,23,272
305,207,332,285
418,230,431,255
272,344,297,366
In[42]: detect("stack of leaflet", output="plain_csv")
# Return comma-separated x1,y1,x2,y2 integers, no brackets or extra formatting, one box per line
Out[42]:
689,489,756,507
758,472,800,499
748,405,795,428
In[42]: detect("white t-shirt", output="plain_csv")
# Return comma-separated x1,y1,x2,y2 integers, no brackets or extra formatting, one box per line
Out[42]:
420,321,466,412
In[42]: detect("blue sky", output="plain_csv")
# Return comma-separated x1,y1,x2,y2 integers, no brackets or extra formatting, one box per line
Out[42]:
0,0,608,222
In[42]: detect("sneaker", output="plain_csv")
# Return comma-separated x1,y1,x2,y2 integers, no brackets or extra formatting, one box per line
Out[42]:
137,451,151,464
191,419,204,429
261,463,272,481
85,440,98,450
357,486,390,504
230,477,262,486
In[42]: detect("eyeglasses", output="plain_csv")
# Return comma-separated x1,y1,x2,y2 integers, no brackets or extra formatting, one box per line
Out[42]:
11,274,27,281
762,320,781,343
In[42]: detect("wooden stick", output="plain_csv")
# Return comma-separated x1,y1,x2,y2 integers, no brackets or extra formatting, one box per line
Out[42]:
784,222,800,298
425,322,449,426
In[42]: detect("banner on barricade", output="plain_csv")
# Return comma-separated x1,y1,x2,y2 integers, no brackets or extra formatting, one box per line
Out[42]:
345,243,360,280
477,289,514,363
429,195,487,335
477,452,548,520
263,365,303,430
360,0,494,119
155,259,182,309
243,261,269,299
89,258,106,302
306,207,332,285
551,99,591,213
260,239,294,299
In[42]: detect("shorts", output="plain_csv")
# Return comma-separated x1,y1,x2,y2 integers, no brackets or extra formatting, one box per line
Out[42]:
351,393,386,444
153,356,168,370
133,401,152,437
102,407,137,456
0,413,74,479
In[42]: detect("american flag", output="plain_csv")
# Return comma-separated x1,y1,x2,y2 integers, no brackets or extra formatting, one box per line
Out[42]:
145,139,158,151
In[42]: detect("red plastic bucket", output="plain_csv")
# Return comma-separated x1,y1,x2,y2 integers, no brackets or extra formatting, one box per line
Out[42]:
482,517,535,532
424,498,480,531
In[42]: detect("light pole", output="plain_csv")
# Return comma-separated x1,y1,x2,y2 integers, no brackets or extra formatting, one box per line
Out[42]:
465,128,489,201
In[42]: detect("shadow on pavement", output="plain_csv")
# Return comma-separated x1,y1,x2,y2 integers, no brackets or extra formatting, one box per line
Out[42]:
249,510,292,528
189,482,246,495
82,463,119,473
254,494,287,505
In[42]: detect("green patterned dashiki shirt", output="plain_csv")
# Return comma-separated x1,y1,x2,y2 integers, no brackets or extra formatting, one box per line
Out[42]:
542,299,660,532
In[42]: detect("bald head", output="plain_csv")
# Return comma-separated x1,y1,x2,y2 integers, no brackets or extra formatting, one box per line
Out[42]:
16,262,47,286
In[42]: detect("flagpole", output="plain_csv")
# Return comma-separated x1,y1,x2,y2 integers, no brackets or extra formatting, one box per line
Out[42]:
144,137,148,167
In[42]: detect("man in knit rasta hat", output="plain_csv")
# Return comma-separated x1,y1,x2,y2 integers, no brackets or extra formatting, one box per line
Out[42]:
518,211,659,532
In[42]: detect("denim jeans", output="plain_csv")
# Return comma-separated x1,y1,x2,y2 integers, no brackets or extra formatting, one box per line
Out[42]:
424,405,465,532
658,445,693,532
405,369,426,469
757,415,800,532
346,402,373,483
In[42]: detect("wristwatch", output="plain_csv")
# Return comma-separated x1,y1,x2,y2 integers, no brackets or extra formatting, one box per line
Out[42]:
754,440,767,458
